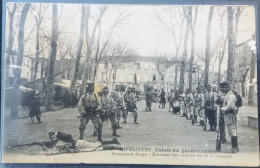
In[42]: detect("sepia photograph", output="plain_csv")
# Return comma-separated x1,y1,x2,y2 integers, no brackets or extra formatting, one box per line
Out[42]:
1,0,259,167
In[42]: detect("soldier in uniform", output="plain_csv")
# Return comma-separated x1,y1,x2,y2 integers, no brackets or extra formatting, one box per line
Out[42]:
28,90,42,124
219,82,239,153
179,89,186,117
168,89,175,112
145,87,153,112
185,89,194,120
216,92,226,143
124,87,139,124
111,86,124,129
204,84,218,131
194,87,204,124
78,83,103,141
101,86,120,137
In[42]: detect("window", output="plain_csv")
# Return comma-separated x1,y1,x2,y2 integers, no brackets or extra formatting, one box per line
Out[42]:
128,75,132,82
105,63,108,69
113,74,116,80
145,75,149,82
144,63,149,70
120,75,125,82
153,74,156,80
137,63,140,70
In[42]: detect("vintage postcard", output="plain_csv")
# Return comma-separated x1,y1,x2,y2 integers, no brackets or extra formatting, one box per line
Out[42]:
1,0,259,167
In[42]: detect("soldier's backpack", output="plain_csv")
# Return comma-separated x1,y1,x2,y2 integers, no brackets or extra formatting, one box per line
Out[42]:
232,91,242,108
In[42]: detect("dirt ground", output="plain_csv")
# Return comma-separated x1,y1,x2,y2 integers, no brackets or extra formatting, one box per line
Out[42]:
2,100,259,164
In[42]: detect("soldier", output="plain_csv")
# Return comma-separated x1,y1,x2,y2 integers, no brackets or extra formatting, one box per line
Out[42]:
219,82,239,153
28,90,42,124
101,86,120,137
179,89,186,117
159,88,166,108
120,87,128,123
145,87,153,112
204,84,218,131
9,131,123,154
216,92,226,144
168,89,175,112
185,89,194,120
194,87,204,125
78,83,103,141
124,87,139,124
111,86,124,129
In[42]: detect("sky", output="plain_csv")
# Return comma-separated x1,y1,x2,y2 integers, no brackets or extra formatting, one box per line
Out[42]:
4,3,256,73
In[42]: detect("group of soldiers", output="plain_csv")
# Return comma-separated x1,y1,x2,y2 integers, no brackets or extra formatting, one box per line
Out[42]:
78,83,140,142
166,82,240,153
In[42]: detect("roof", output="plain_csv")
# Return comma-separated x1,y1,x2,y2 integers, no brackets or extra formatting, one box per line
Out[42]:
100,55,169,63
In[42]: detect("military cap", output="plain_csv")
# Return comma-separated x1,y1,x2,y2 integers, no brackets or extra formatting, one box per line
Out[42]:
219,81,230,88
103,86,109,90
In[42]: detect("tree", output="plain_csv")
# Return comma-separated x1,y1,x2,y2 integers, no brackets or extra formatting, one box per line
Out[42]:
204,6,214,87
188,7,198,91
226,6,235,84
179,7,191,91
80,5,107,95
248,33,256,106
70,5,86,91
45,4,58,111
5,3,17,87
154,7,185,91
11,3,31,118
217,9,228,92
31,4,48,80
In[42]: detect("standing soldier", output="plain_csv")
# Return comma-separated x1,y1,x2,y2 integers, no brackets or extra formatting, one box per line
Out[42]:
145,87,153,112
185,89,194,120
28,90,42,124
204,85,218,131
219,82,239,153
101,87,120,137
168,89,175,112
124,87,139,124
78,83,103,141
179,89,186,117
194,87,204,125
216,92,226,144
111,86,124,129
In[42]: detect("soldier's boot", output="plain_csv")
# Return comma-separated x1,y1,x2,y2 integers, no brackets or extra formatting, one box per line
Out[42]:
97,129,103,142
36,114,42,123
112,128,120,137
79,130,84,140
189,114,193,120
194,115,197,123
123,119,127,124
134,118,139,124
117,120,123,129
210,125,214,131
231,136,239,153
31,117,34,123
93,128,98,136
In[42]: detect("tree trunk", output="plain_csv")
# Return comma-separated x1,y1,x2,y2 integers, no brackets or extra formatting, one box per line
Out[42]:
227,7,235,84
5,3,17,87
179,8,191,91
204,6,214,87
174,65,178,91
45,4,58,111
33,24,40,80
70,5,86,91
11,3,31,118
248,50,256,106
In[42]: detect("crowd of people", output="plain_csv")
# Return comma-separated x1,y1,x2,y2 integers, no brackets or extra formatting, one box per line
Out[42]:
24,81,241,154
144,82,241,153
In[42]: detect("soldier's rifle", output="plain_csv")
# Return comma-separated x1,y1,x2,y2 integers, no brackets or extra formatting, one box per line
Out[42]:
8,141,53,150
216,127,221,152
